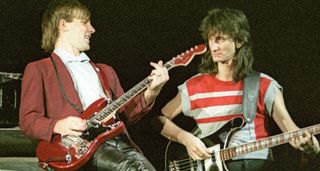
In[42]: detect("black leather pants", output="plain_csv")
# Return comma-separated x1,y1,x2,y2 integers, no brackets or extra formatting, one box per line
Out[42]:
82,135,156,171
226,159,272,171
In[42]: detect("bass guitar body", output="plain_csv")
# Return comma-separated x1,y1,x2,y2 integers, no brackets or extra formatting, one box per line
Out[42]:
166,138,223,171
166,117,244,171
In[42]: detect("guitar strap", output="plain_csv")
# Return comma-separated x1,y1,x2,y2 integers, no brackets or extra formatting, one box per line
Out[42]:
89,62,113,102
50,55,84,113
242,71,260,123
50,56,114,113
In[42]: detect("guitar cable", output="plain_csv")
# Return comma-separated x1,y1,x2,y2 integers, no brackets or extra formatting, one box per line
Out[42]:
164,140,172,171
50,55,83,114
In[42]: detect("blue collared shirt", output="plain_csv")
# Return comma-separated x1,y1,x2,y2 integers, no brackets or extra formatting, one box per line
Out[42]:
54,48,107,109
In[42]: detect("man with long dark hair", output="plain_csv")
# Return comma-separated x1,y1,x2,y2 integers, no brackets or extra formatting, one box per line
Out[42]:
157,8,319,170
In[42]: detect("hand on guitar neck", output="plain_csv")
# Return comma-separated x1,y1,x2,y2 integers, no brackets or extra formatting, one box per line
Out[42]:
272,89,320,155
290,130,320,155
145,60,169,105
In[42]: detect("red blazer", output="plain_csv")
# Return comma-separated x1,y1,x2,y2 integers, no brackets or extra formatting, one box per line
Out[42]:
19,53,151,142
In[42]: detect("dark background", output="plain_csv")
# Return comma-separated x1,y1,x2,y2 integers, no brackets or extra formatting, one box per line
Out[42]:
0,0,319,170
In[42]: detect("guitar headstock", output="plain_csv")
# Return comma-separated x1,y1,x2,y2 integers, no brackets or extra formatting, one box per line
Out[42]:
171,44,207,67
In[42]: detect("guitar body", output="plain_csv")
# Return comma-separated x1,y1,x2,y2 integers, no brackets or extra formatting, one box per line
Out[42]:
166,117,245,171
36,98,125,171
166,115,320,171
166,139,223,171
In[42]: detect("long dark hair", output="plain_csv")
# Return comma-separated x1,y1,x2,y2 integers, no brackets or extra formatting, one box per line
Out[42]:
198,8,253,82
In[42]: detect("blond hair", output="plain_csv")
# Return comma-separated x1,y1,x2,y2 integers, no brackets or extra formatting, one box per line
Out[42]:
41,0,91,52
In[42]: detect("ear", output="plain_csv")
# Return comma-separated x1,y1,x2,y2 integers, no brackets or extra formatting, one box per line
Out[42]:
58,19,68,32
236,41,244,49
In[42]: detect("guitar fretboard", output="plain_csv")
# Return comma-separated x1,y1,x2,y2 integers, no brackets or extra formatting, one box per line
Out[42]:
85,44,207,128
87,61,174,126
219,124,320,161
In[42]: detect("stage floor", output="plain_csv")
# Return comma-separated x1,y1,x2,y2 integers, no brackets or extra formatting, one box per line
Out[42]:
0,157,41,171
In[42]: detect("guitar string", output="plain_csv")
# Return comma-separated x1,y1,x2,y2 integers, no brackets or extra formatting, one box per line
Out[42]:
89,59,174,124
170,160,205,171
169,155,215,171
170,125,320,170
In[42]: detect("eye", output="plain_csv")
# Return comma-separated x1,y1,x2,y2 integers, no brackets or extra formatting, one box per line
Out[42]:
216,36,226,43
80,19,90,24
208,35,216,41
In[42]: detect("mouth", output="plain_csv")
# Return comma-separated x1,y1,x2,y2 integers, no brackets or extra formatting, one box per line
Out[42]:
213,52,223,57
85,35,91,42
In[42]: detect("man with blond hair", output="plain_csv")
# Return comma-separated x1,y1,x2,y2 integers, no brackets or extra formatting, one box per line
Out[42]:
20,0,169,170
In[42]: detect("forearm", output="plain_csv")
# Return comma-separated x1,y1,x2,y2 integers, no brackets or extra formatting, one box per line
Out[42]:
121,92,154,125
272,90,299,132
158,92,186,142
273,110,299,132
158,115,191,144
144,87,160,106
104,66,153,124
271,89,320,153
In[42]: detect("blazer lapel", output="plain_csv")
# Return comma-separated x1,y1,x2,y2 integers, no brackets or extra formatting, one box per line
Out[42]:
51,53,84,113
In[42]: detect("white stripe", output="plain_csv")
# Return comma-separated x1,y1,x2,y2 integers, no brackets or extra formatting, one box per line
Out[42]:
189,90,242,101
191,104,242,119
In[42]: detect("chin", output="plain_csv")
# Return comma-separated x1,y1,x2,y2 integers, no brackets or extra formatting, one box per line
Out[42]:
212,58,221,62
81,46,90,52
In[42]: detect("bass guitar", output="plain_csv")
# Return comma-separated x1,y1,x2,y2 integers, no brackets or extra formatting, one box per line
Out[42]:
166,117,320,171
36,44,207,171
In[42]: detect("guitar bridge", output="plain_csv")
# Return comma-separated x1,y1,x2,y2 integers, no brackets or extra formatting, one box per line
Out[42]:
65,151,72,163
60,135,90,159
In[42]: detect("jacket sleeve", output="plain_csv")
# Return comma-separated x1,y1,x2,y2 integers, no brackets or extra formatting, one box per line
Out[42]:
99,64,153,125
19,63,58,142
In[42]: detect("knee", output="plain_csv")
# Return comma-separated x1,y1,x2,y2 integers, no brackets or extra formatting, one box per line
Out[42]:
123,160,156,171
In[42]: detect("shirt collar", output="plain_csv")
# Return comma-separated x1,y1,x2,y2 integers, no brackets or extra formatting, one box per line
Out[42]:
54,48,90,63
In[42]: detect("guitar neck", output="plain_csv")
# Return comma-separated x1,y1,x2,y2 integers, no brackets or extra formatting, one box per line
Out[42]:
88,61,174,125
86,44,207,128
110,60,174,107
220,124,320,161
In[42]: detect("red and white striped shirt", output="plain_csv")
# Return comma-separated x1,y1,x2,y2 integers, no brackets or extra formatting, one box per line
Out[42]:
178,73,282,159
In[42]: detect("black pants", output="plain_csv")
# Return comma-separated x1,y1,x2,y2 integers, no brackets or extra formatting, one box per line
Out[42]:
82,135,156,171
225,159,272,171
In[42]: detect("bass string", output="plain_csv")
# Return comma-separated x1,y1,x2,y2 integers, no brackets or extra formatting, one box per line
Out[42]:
169,155,216,170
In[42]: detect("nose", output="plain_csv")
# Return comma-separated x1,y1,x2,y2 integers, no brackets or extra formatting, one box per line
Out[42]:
88,23,95,34
209,41,219,52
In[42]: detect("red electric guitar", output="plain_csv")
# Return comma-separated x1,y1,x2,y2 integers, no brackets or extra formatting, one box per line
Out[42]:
36,44,207,171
